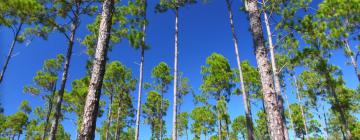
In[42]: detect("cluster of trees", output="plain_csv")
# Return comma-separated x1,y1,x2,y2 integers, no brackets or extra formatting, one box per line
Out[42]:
0,0,359,140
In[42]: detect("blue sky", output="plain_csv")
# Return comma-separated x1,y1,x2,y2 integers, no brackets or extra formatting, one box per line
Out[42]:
0,0,358,139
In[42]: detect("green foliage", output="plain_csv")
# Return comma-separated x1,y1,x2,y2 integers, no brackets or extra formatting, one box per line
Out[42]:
24,54,64,96
232,115,247,139
63,76,104,132
190,106,216,139
234,61,261,100
200,53,235,101
142,91,169,139
289,103,321,138
254,110,270,140
19,100,32,114
3,112,28,137
177,112,189,138
155,0,196,13
152,62,173,93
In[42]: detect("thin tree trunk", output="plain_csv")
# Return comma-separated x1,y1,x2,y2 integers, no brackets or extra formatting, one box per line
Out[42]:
244,0,285,139
218,110,222,140
0,22,23,84
262,6,289,140
293,76,310,140
134,1,147,140
160,90,164,140
49,3,80,139
42,82,57,140
105,94,113,140
283,88,296,140
344,39,360,82
225,0,254,139
322,104,329,140
225,118,230,140
115,102,122,140
186,128,188,140
78,0,114,139
172,6,179,140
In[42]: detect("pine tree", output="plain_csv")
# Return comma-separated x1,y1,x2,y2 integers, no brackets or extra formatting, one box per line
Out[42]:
243,0,286,139
78,0,114,139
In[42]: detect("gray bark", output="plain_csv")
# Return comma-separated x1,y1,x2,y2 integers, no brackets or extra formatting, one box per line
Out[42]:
344,40,360,82
225,0,254,139
42,82,57,140
49,3,80,139
244,0,286,139
172,6,179,140
0,22,23,84
78,0,114,139
262,9,289,140
105,94,113,140
134,1,147,140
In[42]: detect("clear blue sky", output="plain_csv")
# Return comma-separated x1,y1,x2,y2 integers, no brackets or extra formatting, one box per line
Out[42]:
0,0,358,139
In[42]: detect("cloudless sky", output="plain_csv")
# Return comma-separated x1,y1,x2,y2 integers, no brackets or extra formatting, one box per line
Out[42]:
0,0,358,139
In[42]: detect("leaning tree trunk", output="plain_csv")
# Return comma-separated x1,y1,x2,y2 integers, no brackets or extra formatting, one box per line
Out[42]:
134,1,147,140
0,22,23,84
172,6,179,140
105,94,113,140
262,8,289,140
49,4,80,140
293,76,310,140
344,39,360,82
225,0,254,139
244,0,286,139
42,82,57,140
217,107,222,140
78,0,114,139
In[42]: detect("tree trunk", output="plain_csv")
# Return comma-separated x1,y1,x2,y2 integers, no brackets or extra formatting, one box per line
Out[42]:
134,1,147,140
225,118,230,140
262,7,289,140
42,82,57,140
172,6,179,140
323,72,352,140
115,103,122,140
344,40,360,82
244,0,285,139
217,110,222,140
322,104,329,140
225,0,254,139
0,22,23,84
160,90,164,140
293,76,310,140
105,94,113,140
78,0,114,139
49,4,80,139
283,87,296,140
